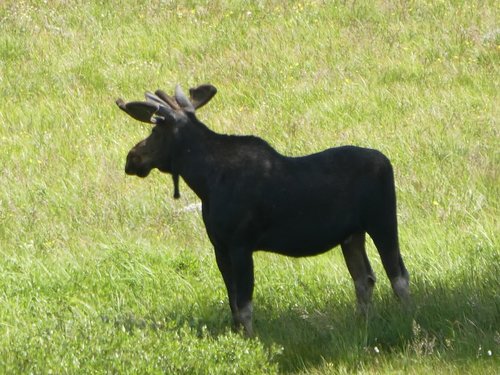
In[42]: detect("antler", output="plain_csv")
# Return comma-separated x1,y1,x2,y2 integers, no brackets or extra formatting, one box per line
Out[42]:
117,84,218,123
115,98,160,124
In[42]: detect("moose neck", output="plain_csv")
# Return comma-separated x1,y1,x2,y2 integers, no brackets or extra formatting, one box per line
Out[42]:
173,119,219,201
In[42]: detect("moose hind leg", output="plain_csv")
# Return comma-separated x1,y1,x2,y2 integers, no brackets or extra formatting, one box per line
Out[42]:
341,232,376,314
368,223,410,303
391,256,410,302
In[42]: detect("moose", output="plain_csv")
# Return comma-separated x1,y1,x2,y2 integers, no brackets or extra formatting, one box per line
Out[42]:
116,84,410,336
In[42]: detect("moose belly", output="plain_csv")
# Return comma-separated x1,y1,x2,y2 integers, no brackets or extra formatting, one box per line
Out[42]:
255,214,358,257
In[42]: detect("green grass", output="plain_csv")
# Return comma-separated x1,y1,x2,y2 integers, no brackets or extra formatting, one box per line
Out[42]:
0,0,498,373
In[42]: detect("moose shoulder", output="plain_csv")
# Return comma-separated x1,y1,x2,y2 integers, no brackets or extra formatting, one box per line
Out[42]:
116,84,410,336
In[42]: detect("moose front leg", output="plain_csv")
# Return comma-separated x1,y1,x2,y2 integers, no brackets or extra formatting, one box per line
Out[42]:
229,248,255,336
214,248,239,327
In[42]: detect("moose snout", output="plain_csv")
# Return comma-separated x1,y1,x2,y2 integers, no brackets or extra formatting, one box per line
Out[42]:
125,151,142,175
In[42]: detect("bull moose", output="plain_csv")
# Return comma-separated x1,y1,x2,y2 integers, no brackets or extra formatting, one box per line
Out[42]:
116,84,410,336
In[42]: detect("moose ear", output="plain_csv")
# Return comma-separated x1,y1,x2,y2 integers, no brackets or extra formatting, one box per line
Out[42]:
189,84,217,109
116,98,159,123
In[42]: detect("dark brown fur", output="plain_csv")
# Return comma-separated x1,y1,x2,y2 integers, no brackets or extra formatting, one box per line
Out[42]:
117,84,410,335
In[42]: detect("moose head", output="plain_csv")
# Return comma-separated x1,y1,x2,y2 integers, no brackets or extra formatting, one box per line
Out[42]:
116,84,217,198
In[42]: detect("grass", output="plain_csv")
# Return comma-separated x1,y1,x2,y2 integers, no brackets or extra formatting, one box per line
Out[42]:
0,0,498,373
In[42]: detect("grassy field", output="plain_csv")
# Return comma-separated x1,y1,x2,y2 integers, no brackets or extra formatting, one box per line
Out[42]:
0,0,498,373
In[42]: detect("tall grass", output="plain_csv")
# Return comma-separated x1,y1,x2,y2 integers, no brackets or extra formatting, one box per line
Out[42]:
0,1,498,373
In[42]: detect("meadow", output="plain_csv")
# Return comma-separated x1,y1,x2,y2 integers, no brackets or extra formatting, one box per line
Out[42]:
0,0,498,373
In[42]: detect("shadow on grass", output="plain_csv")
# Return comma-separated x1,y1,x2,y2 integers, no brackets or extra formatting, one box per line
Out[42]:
256,264,500,372
194,261,499,373
107,260,498,373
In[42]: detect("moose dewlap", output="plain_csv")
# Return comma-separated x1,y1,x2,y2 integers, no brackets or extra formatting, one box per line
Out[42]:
116,84,410,336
